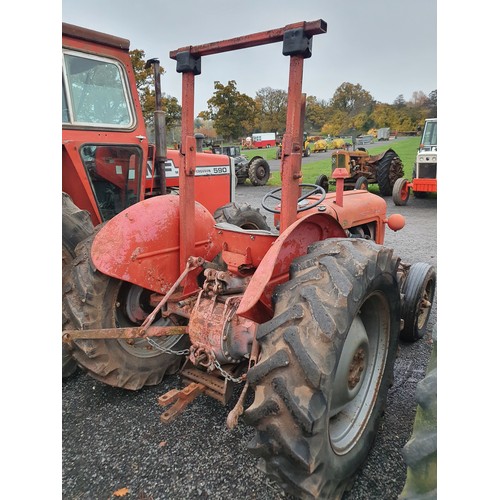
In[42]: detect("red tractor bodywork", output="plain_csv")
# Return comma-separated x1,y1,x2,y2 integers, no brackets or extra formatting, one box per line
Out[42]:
62,23,233,226
90,19,404,342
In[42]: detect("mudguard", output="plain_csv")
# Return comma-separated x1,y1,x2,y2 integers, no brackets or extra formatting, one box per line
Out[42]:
237,212,346,323
91,195,220,295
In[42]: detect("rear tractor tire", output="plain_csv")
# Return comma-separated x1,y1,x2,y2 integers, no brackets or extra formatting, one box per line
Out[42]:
248,158,271,186
63,236,188,390
245,238,401,499
376,150,404,196
400,262,436,342
62,193,94,378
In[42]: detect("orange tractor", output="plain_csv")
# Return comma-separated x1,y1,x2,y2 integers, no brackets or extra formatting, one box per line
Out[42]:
63,20,436,499
316,148,404,196
62,24,271,377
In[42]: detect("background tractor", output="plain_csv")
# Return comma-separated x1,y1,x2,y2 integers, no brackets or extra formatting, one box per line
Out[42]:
393,118,437,205
316,147,404,196
210,144,271,185
63,20,436,500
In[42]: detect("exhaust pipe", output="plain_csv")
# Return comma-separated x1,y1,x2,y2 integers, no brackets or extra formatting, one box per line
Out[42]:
146,58,167,195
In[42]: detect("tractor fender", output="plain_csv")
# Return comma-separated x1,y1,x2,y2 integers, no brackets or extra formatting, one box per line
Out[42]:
237,212,346,323
367,148,396,165
248,155,265,167
91,195,221,295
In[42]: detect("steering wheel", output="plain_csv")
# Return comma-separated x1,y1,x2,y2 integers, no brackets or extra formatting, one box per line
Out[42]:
261,183,326,214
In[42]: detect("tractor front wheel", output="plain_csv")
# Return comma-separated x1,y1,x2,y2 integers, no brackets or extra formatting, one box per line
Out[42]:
393,177,410,206
400,262,436,342
355,176,369,190
245,238,400,499
315,174,329,192
63,236,188,390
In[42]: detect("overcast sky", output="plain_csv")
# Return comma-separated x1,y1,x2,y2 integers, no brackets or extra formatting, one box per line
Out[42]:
62,0,437,116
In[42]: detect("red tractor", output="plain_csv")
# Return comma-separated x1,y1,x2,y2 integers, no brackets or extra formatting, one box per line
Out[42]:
62,23,268,377
63,20,436,499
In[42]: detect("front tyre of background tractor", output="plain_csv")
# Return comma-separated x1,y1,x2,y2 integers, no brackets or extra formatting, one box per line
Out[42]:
63,236,188,390
400,262,436,342
376,150,404,196
213,202,270,230
315,174,330,192
355,176,369,191
62,193,94,378
248,158,271,186
245,238,401,499
393,177,410,206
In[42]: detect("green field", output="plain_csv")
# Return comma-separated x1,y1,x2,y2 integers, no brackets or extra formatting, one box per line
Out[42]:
250,137,420,189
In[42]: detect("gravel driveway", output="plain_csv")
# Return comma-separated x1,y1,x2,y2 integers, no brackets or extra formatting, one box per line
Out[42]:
62,185,437,500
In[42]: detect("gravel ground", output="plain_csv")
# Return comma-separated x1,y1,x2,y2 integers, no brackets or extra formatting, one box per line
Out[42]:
62,184,437,500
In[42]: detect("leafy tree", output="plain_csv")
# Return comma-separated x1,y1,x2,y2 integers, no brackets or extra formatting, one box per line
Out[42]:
393,94,406,108
129,49,181,129
200,80,256,141
330,82,374,117
254,87,288,133
427,89,437,118
305,96,329,132
371,103,398,128
321,110,349,136
409,90,429,107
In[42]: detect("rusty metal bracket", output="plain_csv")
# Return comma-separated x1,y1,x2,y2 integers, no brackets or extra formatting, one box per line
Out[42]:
62,325,187,344
158,382,206,424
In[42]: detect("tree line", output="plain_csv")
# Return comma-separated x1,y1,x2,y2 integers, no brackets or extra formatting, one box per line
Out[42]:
131,49,436,143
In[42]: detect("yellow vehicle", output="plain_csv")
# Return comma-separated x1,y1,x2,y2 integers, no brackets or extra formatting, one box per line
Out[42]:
310,138,328,152
328,137,346,149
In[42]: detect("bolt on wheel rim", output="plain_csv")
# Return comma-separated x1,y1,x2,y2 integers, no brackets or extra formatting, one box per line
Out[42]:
329,292,390,455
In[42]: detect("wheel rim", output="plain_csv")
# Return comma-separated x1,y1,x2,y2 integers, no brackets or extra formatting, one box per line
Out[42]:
417,279,434,329
329,292,390,454
256,165,266,179
116,284,183,358
401,181,409,200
